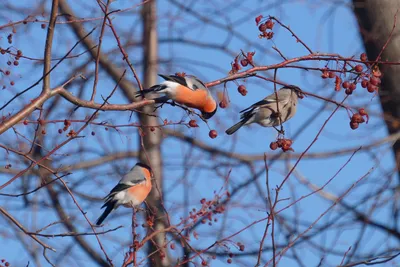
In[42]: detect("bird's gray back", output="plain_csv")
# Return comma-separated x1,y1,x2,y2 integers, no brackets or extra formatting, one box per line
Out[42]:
119,165,145,185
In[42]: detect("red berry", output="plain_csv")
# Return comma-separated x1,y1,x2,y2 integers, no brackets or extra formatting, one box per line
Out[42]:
355,65,363,72
41,129,46,135
350,121,359,130
328,71,336,78
360,53,367,62
5,262,10,267
202,260,208,266
23,120,28,125
0,49,5,55
5,70,10,75
7,61,11,65
219,100,227,109
17,50,22,56
189,119,198,127
58,129,62,134
209,130,217,139
361,80,368,88
13,61,19,66
351,113,364,123
345,88,352,95
359,108,367,116
10,81,14,86
321,71,329,79
367,84,377,93
227,258,232,264
269,142,278,150
240,59,248,67
239,244,245,251
238,85,247,96
349,83,356,91
370,76,380,86
258,23,267,32
265,19,274,30
255,15,263,25
342,81,350,89
150,126,155,132
41,24,46,29
170,243,175,250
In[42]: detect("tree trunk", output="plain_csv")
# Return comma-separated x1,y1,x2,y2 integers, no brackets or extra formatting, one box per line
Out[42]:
140,1,171,266
353,0,400,180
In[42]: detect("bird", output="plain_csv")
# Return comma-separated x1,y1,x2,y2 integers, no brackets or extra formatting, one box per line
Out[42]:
135,74,217,119
96,162,153,226
225,85,303,135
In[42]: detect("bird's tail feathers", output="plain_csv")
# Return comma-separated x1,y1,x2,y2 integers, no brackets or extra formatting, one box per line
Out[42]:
134,85,167,98
225,120,246,135
96,200,116,226
226,110,255,135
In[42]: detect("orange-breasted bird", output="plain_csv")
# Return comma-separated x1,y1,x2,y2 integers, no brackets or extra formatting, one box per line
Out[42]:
225,85,303,135
96,162,152,226
136,74,217,119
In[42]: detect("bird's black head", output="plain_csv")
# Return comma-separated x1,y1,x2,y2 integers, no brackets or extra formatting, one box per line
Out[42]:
286,85,305,99
136,162,152,172
201,105,218,120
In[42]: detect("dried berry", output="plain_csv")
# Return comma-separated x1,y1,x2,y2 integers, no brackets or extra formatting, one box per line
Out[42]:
240,59,248,67
355,65,363,72
328,71,336,78
189,119,198,127
351,113,364,123
350,121,359,130
269,142,278,150
209,130,217,139
255,15,263,25
238,85,247,96
265,19,274,30
360,53,367,62
361,80,368,88
367,84,377,93
370,76,380,86
342,81,350,89
258,23,267,32
349,83,356,91
345,88,352,95
219,100,227,109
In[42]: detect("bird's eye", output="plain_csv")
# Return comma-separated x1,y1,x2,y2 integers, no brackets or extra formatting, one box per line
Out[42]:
193,84,198,90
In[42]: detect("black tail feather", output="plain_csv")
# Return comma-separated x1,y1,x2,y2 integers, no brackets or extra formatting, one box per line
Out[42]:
96,201,116,226
134,85,167,98
225,112,253,135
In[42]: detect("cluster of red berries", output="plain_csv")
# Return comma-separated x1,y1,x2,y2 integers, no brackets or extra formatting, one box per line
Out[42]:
322,53,381,95
1,48,22,88
270,138,294,152
256,15,274,39
229,51,255,75
350,108,369,130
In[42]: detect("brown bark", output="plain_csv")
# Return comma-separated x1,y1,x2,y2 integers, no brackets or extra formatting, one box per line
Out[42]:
353,0,400,178
139,1,171,266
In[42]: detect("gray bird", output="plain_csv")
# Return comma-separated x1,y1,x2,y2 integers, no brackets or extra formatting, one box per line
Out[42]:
225,85,303,135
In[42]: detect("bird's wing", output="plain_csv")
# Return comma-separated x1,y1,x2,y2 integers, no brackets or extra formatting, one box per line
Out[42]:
240,91,290,114
158,74,188,87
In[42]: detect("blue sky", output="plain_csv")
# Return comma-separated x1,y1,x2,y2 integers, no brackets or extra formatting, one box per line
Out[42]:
1,0,398,266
